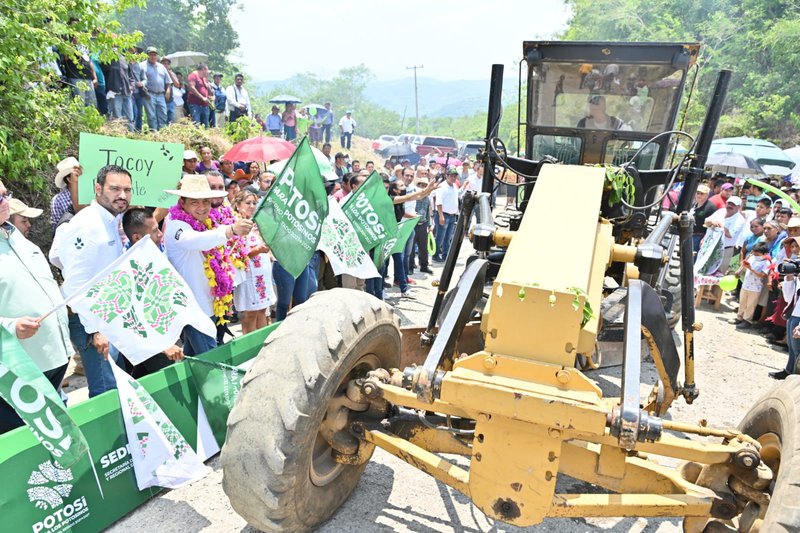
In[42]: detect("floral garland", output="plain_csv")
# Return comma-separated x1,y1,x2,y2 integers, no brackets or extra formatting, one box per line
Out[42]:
168,204,249,324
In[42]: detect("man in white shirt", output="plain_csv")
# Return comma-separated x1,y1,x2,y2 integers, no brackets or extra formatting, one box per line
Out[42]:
339,111,356,149
163,175,252,356
225,73,250,124
433,167,461,262
704,195,746,275
57,165,132,397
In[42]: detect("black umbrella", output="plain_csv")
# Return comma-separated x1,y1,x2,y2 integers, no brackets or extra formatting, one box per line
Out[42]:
705,151,764,176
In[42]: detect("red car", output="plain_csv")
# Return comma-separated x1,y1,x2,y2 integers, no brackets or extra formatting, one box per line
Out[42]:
416,135,459,157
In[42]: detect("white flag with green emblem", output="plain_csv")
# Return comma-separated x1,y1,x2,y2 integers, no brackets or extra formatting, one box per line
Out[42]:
317,198,381,279
112,364,210,490
65,237,216,365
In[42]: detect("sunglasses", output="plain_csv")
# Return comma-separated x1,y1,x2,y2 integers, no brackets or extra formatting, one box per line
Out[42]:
0,191,12,205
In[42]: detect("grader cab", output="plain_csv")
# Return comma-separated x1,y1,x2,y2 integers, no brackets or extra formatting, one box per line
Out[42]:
221,42,799,532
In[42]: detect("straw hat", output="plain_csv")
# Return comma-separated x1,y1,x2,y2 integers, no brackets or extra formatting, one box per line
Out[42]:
165,174,228,199
55,157,80,189
8,198,43,218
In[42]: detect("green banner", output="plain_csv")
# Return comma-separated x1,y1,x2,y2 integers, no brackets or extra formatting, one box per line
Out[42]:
185,358,245,446
0,324,275,533
341,172,398,252
373,216,419,268
0,326,89,469
254,137,328,278
78,132,184,207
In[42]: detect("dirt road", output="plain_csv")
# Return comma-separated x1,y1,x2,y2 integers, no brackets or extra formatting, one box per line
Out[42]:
109,235,788,533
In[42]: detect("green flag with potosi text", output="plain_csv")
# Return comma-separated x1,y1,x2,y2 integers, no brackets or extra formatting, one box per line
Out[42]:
254,137,328,278
0,326,90,469
341,171,398,252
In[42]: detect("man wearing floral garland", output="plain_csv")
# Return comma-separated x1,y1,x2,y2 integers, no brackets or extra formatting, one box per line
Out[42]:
164,175,253,356
206,170,250,342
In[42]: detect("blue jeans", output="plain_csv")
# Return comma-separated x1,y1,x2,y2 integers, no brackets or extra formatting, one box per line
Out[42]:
403,230,415,273
94,84,107,115
435,213,458,260
166,99,176,123
133,93,146,131
273,253,320,321
189,103,210,127
786,315,800,374
322,123,332,143
284,125,297,140
109,94,134,130
144,93,168,131
181,322,218,357
391,252,408,292
366,263,386,301
341,132,352,148
68,313,122,398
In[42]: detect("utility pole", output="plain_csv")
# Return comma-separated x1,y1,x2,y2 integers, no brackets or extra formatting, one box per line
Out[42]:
406,65,423,134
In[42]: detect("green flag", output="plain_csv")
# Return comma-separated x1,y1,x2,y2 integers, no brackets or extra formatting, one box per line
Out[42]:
254,137,329,277
372,217,419,268
0,326,90,469
341,171,398,252
185,358,245,446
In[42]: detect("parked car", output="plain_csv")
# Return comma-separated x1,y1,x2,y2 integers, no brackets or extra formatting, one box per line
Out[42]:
371,135,397,152
416,135,459,158
458,141,484,160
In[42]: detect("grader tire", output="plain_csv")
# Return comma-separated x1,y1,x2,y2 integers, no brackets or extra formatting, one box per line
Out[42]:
221,289,401,532
737,375,800,532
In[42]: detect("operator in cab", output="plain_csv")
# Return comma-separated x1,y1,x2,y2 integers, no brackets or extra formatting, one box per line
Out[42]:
577,94,630,131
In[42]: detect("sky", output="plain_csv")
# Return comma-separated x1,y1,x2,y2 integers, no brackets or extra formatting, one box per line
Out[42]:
230,0,571,82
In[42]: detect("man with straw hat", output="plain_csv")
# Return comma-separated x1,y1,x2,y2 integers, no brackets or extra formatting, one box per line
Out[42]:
8,198,43,238
164,175,253,356
50,156,83,232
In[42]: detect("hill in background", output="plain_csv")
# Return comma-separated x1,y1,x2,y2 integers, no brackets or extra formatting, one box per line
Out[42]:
251,76,518,118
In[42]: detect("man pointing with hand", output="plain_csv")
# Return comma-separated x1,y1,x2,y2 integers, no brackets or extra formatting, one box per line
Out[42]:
0,179,73,432
164,175,253,356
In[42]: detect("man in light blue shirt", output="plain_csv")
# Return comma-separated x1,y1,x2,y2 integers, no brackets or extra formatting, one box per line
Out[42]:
0,180,72,432
139,46,171,131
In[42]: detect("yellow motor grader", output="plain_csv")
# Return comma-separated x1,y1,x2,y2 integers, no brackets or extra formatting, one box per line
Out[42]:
220,42,799,532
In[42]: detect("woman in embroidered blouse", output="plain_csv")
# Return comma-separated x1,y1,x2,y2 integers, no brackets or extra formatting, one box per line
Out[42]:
232,190,276,333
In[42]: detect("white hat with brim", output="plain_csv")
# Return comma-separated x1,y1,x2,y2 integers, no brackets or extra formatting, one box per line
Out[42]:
55,156,80,189
165,174,228,199
183,149,198,161
8,198,43,218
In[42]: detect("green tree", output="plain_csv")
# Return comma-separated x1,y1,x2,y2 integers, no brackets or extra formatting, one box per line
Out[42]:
116,0,240,72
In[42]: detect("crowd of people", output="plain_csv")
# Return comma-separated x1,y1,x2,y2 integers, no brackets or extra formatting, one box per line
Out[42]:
690,174,800,381
0,143,487,433
60,43,359,146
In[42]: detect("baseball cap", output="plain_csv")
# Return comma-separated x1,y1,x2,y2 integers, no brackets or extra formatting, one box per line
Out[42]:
213,73,223,79
696,184,710,194
183,149,198,160
447,167,459,175
727,196,742,206
334,152,345,159
146,46,158,54
8,198,43,218
721,183,734,191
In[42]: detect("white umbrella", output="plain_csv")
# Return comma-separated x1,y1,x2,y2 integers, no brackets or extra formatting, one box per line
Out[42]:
269,94,302,104
164,51,208,68
784,146,800,166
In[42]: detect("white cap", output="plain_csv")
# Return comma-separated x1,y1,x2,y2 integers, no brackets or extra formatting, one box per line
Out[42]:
727,196,742,207
183,149,198,160
8,198,43,218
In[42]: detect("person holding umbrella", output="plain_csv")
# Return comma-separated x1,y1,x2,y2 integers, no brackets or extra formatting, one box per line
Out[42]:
283,103,297,140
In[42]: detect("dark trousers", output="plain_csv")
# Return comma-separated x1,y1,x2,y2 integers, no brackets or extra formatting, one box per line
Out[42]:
340,132,352,149
131,353,174,379
322,123,332,143
0,363,69,434
413,224,429,270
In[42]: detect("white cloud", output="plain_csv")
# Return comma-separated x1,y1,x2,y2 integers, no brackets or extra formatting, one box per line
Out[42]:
230,0,570,81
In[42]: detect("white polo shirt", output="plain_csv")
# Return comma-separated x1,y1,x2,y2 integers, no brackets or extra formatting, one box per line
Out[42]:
58,201,124,332
436,182,460,215
164,216,229,317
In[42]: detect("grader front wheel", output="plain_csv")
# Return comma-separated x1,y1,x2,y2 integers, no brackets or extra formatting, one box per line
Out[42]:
735,375,800,532
221,289,401,533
